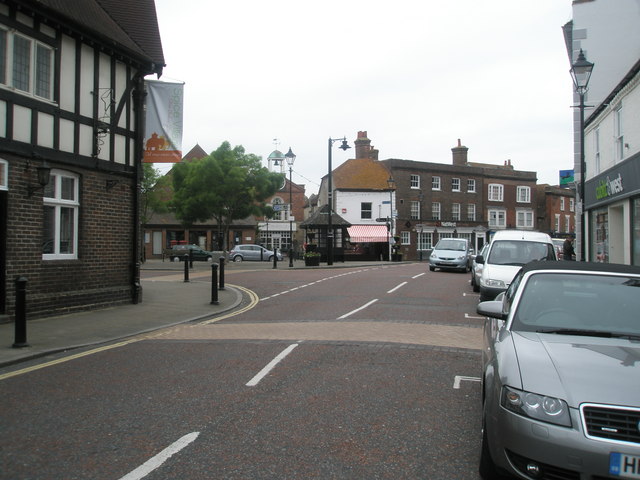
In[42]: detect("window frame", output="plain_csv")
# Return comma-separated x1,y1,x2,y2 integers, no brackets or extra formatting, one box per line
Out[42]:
432,176,441,191
410,174,420,189
488,183,504,202
432,202,441,220
516,209,534,228
42,169,80,260
452,202,460,221
516,186,531,203
467,203,476,221
614,105,624,161
410,200,420,220
451,178,460,192
401,231,410,245
488,208,506,228
467,179,476,193
0,28,55,101
0,159,7,190
360,202,372,220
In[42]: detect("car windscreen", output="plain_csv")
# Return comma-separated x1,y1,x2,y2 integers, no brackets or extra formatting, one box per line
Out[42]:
512,272,640,337
487,240,554,266
435,240,467,251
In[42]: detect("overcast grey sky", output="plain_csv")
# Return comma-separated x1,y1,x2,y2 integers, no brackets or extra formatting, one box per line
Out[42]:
152,0,575,192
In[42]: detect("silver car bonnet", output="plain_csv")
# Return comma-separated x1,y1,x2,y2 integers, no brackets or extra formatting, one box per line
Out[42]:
513,332,640,408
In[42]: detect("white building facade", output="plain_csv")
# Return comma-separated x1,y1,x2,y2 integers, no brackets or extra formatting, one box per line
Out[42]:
567,0,640,265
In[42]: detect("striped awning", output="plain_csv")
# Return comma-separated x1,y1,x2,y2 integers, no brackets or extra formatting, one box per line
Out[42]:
347,225,389,243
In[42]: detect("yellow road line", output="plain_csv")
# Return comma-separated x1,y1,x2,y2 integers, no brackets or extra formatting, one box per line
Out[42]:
0,283,259,381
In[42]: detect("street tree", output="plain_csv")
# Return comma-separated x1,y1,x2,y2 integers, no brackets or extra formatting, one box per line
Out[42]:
171,141,283,250
141,163,169,225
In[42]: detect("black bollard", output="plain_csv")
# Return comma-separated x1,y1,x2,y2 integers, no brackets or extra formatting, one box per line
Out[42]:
210,263,219,304
189,249,194,269
13,276,29,348
273,248,278,269
183,254,189,282
219,257,225,290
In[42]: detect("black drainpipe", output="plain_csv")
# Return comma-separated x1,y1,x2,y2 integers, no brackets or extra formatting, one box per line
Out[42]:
131,73,146,304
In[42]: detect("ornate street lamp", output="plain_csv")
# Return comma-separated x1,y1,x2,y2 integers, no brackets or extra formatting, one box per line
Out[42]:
285,147,296,267
569,49,594,261
327,137,350,265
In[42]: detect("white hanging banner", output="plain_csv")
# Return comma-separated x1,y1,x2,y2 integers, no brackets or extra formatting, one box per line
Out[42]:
143,80,184,163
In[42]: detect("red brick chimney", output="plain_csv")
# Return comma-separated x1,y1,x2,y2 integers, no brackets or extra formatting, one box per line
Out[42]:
452,138,468,166
354,131,378,160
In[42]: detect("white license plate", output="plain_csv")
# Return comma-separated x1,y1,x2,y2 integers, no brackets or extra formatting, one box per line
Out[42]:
610,453,640,478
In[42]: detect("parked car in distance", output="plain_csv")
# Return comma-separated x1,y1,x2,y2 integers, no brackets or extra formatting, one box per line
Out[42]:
428,238,473,272
168,244,214,262
470,243,489,292
229,244,283,262
552,238,565,260
477,260,640,480
476,230,556,301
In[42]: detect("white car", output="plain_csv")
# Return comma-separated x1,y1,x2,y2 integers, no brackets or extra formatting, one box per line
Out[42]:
476,230,556,301
470,243,489,292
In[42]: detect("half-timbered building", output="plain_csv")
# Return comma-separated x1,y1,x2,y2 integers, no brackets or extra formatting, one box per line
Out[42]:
0,0,164,320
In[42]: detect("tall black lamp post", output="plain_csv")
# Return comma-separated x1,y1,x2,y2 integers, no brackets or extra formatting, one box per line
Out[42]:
569,49,594,261
387,176,395,261
327,137,350,265
285,147,296,267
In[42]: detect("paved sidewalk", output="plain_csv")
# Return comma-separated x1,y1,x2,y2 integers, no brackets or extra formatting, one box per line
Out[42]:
0,259,407,368
0,268,241,368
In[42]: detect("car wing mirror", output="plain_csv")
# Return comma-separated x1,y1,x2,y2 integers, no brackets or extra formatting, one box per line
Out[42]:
477,300,506,320
475,255,485,264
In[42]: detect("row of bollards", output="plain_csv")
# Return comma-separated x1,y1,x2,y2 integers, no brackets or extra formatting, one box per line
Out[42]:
181,255,226,305
11,256,229,348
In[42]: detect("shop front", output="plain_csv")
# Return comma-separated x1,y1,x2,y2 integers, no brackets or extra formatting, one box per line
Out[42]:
584,152,640,265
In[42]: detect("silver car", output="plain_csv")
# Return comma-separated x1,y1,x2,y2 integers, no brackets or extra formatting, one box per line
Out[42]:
477,261,640,479
428,238,473,272
229,244,283,262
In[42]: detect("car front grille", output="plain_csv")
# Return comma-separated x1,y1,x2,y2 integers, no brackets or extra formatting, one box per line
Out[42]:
582,404,640,445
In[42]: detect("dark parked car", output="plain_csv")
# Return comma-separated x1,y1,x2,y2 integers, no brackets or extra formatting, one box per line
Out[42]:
477,261,640,479
169,244,214,262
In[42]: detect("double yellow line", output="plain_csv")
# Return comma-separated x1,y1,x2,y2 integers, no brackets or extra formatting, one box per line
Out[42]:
0,284,260,381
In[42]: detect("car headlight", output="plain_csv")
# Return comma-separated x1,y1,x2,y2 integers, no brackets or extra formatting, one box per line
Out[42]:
457,255,466,260
501,386,571,427
430,254,438,259
484,278,506,288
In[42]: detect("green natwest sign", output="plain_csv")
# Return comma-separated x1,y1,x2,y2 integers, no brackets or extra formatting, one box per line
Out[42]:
595,173,624,200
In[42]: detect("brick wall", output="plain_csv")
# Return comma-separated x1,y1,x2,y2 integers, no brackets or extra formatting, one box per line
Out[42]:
4,155,135,320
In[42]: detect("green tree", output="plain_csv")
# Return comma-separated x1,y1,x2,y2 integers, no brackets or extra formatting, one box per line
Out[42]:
141,163,169,225
171,142,283,250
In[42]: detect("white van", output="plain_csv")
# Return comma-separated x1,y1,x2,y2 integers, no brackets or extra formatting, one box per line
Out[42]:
476,230,557,301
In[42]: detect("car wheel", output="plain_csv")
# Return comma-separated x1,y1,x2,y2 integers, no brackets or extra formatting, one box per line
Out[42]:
233,256,243,262
172,256,180,262
206,256,213,262
268,255,274,261
473,281,480,293
429,266,435,271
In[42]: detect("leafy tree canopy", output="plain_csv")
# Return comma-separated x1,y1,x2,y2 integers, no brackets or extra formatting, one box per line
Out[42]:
171,141,283,248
